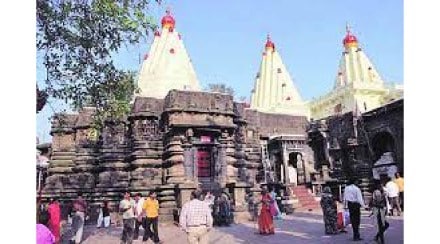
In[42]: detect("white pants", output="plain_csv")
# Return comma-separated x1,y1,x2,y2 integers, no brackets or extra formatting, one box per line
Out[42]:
71,211,85,244
97,210,111,228
187,226,209,244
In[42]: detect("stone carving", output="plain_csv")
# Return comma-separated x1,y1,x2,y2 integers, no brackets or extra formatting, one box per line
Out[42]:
372,152,398,180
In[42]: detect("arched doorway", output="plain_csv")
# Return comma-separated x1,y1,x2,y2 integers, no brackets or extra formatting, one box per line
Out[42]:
288,152,305,185
372,132,395,161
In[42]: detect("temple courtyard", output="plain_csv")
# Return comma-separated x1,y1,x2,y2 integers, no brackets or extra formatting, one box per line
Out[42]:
61,211,403,244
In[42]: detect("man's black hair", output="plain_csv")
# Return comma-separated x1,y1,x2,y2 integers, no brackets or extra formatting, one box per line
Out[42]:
191,190,202,200
38,210,50,226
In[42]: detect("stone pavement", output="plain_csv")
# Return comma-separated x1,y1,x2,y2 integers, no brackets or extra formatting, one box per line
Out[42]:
63,211,403,244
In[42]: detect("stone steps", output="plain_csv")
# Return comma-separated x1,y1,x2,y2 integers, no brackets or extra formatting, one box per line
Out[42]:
290,185,320,211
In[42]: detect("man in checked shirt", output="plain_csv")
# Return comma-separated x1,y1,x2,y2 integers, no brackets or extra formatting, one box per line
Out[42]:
179,190,214,244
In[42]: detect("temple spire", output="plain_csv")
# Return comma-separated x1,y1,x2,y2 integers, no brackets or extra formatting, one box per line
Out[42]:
250,35,309,117
136,9,200,98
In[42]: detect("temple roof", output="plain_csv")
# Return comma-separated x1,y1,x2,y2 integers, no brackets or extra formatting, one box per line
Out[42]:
135,9,200,99
250,35,309,117
333,25,384,89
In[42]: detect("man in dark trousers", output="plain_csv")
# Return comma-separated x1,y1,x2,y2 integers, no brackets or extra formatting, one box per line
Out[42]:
343,178,366,241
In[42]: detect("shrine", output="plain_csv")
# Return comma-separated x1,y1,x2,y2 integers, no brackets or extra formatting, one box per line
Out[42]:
39,10,403,222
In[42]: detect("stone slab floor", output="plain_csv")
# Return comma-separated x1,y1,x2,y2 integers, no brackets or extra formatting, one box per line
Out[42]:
61,211,403,244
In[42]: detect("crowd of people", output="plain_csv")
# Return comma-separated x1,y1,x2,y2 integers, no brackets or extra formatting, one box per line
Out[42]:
36,173,403,244
319,172,404,243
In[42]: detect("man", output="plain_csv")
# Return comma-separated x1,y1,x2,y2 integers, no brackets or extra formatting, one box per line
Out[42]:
343,179,366,241
180,190,214,244
394,172,404,211
204,191,215,210
385,177,402,216
133,193,146,240
141,191,162,244
70,192,87,244
119,191,135,244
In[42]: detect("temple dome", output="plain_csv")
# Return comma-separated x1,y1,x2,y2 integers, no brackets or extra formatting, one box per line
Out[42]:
161,9,175,30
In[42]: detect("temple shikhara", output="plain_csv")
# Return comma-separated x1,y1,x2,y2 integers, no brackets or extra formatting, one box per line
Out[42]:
37,10,403,223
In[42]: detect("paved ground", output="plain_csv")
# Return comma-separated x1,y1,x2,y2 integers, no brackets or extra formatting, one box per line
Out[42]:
62,211,403,244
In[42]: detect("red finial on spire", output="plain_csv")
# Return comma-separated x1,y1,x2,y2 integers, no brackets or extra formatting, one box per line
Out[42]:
343,23,358,47
265,34,275,50
161,7,175,30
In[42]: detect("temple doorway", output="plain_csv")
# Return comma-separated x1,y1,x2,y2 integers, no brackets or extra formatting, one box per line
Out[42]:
197,146,214,185
288,152,304,185
372,132,395,161
193,133,220,192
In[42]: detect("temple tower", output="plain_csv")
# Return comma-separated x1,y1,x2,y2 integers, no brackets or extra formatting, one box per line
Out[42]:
250,35,309,117
136,9,201,98
310,25,403,119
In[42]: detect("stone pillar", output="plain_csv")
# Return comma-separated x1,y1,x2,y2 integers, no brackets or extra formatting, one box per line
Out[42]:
158,184,178,223
43,114,78,199
231,182,251,223
164,135,186,184
95,121,130,203
177,183,198,207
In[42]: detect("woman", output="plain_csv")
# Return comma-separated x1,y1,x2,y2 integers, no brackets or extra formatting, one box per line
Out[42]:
37,210,55,244
371,182,390,244
320,186,338,235
258,186,275,235
218,194,232,226
97,200,111,228
47,198,61,243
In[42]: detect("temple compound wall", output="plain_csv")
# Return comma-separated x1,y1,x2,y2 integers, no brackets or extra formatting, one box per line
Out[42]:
41,89,313,223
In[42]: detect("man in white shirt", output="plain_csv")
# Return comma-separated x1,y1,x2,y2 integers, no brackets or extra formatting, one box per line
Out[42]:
119,191,135,244
180,190,213,244
133,193,146,240
343,178,366,241
385,178,401,216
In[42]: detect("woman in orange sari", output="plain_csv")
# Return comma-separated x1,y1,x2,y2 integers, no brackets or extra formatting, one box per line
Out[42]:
258,186,275,235
47,198,61,243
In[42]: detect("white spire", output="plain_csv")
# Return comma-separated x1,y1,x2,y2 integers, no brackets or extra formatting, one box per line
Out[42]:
250,35,309,117
335,26,384,89
135,9,200,99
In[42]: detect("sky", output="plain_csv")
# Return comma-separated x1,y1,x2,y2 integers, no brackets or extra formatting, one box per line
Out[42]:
36,0,403,143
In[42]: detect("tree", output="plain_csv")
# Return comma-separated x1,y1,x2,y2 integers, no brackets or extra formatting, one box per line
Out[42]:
37,0,160,128
207,83,235,97
37,85,48,113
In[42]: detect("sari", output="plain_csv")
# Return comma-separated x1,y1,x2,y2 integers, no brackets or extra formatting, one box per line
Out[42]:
258,193,275,235
47,202,61,243
320,187,338,235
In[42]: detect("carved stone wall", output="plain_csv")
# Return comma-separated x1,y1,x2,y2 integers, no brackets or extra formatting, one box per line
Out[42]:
42,90,324,223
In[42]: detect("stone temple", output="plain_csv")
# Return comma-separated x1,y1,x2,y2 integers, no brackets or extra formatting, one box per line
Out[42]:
38,10,403,223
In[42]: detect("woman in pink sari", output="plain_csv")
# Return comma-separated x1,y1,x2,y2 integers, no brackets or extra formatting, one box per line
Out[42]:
47,198,61,243
258,186,275,235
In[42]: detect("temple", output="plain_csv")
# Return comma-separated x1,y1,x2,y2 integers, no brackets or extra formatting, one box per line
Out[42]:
39,11,403,224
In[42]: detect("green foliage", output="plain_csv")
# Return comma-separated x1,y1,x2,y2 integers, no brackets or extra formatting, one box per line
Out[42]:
37,0,159,126
207,83,235,97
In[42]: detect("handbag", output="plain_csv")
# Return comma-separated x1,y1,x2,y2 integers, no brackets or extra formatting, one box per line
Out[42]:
343,210,351,226
269,203,278,217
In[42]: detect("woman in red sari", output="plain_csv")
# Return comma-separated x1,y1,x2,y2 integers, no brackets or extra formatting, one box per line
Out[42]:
258,186,275,235
47,198,61,243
